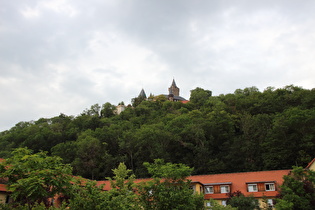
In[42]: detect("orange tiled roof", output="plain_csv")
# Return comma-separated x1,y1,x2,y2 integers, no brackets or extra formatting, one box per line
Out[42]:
97,177,152,191
181,100,189,104
97,169,291,200
189,170,291,199
0,184,8,192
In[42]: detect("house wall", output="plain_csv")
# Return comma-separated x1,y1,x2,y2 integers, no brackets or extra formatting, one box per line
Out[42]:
308,163,315,171
257,198,275,209
193,183,204,194
0,192,7,204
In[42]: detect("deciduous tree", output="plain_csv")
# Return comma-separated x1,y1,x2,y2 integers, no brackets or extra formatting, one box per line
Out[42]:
0,148,73,209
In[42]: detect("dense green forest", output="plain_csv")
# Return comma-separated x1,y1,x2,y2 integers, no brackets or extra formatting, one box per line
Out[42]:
0,85,314,180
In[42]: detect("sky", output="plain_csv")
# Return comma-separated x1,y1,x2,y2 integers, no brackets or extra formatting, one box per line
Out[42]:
1,0,315,131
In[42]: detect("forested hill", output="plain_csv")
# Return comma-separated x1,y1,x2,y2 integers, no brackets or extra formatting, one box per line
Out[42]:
0,85,314,180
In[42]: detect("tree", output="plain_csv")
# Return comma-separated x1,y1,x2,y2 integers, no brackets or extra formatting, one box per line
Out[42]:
205,199,237,210
68,178,109,210
72,130,107,179
0,148,73,209
189,87,212,108
106,163,140,210
101,102,116,118
137,159,204,210
275,166,315,210
226,190,259,210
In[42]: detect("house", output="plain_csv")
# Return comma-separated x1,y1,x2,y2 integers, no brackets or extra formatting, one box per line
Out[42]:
0,158,9,204
1,157,314,208
189,170,291,208
0,184,9,204
96,169,290,208
115,104,126,115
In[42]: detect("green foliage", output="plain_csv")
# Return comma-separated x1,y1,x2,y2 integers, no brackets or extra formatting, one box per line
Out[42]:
275,166,315,210
106,163,140,210
69,162,140,210
227,190,259,210
205,199,237,210
137,159,204,210
0,148,73,209
0,85,314,179
189,87,212,108
67,179,110,210
101,102,116,118
144,159,193,181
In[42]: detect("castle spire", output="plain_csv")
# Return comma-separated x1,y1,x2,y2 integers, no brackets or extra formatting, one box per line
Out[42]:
138,88,147,98
168,79,179,96
171,78,177,87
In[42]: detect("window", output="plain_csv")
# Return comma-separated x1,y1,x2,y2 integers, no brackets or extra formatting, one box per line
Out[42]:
248,184,258,192
265,183,275,191
267,199,274,207
220,185,230,193
205,186,214,194
205,201,212,207
221,200,227,206
5,195,10,204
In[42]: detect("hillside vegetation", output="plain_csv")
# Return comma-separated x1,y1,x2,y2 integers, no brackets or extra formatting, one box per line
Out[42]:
0,85,314,180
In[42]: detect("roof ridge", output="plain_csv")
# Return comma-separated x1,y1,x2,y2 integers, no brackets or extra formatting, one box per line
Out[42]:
189,169,292,177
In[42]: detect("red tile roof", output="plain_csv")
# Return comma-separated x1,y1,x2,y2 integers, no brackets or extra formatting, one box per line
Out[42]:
0,184,7,192
97,170,291,200
189,170,291,199
181,100,189,104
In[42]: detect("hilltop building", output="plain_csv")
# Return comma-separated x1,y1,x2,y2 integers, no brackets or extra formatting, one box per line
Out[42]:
164,79,187,102
138,88,147,99
134,79,188,104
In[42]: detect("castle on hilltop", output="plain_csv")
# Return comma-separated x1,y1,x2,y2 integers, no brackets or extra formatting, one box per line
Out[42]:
137,79,187,102
116,79,188,114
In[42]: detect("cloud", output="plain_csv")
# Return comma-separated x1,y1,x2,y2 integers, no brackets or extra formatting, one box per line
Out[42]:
0,0,315,131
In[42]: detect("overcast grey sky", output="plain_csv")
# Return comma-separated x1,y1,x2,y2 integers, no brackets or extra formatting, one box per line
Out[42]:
1,0,315,131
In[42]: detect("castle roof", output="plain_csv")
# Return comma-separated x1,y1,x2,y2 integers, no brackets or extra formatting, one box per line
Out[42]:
162,94,186,101
171,79,177,88
138,88,147,98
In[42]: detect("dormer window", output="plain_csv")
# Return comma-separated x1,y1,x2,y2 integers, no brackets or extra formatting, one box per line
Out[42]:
220,185,230,193
203,182,231,194
246,181,276,192
205,186,214,194
265,183,275,191
247,184,258,192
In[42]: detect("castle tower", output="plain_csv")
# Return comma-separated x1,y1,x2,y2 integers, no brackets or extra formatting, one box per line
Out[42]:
168,79,179,96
